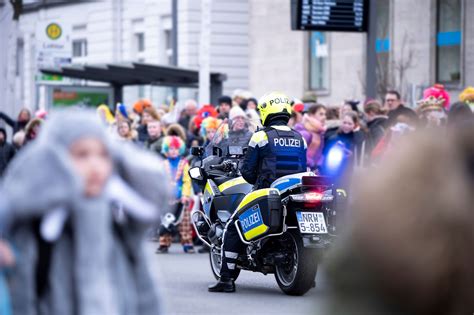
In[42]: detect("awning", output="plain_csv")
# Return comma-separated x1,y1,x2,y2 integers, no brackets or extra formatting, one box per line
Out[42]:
40,62,227,104
40,62,226,87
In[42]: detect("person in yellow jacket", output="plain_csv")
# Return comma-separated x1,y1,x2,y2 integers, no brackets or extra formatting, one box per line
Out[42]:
157,136,195,253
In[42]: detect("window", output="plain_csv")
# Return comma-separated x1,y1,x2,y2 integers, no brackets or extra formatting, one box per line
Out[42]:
135,33,145,53
72,39,87,57
309,32,329,91
436,0,462,84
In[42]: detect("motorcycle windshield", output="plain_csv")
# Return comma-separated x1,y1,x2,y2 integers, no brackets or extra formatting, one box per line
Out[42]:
208,118,252,157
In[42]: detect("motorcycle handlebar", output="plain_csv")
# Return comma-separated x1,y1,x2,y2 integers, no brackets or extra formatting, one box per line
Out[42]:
209,161,237,172
210,164,226,171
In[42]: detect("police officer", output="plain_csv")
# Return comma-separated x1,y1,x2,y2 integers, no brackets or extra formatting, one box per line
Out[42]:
208,92,307,293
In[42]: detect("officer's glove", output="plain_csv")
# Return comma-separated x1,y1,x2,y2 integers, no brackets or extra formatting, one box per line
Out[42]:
222,160,235,172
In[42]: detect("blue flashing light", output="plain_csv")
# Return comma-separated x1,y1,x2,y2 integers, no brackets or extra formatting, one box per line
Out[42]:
326,145,344,171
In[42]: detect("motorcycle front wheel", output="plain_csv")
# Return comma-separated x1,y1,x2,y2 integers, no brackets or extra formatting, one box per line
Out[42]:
274,230,319,296
209,247,241,280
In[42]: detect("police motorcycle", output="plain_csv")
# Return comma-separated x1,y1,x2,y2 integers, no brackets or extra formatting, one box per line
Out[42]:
188,121,347,296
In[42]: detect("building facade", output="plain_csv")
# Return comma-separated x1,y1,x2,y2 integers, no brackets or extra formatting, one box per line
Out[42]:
0,0,250,116
1,0,473,118
249,0,474,107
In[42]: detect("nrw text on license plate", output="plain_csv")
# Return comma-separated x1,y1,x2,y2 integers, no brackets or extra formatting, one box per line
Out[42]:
296,212,327,234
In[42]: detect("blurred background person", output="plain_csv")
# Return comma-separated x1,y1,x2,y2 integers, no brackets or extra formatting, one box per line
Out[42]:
416,95,447,128
0,110,169,315
165,123,187,143
117,120,137,142
371,114,416,162
0,108,31,134
144,120,164,155
178,99,198,131
245,97,261,131
232,89,247,109
156,136,194,254
324,106,342,141
325,125,474,315
363,100,388,155
459,86,474,112
138,106,160,143
217,96,232,120
0,128,15,177
294,104,327,171
343,99,365,125
322,111,366,186
200,117,220,157
384,90,418,127
448,101,473,126
422,83,450,110
246,97,258,111
226,106,252,148
192,104,218,140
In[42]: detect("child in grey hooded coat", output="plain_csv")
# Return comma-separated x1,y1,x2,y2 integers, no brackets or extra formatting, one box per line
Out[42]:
0,109,170,315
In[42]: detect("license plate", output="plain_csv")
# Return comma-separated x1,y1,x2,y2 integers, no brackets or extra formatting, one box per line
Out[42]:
296,212,328,234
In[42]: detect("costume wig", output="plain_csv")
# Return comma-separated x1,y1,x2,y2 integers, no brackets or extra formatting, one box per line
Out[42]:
200,117,220,139
423,84,450,109
161,135,186,156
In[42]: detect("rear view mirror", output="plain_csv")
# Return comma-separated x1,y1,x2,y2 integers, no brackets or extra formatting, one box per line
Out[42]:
189,167,204,181
190,146,205,157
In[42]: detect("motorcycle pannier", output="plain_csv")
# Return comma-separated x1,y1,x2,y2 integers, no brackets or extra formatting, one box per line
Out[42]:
236,188,282,241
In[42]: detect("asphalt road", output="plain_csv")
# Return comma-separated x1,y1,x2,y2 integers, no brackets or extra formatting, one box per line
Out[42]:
146,243,328,315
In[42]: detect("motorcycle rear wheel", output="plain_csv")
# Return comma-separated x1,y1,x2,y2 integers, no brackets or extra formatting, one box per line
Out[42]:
274,230,319,296
209,247,240,280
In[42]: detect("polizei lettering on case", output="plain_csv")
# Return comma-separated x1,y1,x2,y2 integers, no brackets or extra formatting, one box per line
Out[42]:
240,204,264,232
274,138,301,148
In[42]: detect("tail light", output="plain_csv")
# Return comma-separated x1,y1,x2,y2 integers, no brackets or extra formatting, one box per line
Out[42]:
290,192,333,203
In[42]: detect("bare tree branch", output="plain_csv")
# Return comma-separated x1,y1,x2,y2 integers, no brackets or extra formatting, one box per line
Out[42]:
374,31,416,100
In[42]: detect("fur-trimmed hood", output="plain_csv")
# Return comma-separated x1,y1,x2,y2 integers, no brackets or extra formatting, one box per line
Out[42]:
0,109,169,315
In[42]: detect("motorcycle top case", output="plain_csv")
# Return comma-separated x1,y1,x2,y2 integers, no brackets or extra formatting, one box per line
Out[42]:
236,188,282,241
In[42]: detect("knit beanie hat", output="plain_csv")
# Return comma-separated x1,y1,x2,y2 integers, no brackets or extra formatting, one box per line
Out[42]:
229,106,246,121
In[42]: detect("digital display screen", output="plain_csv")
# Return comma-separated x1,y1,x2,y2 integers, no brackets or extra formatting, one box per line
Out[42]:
292,0,369,32
228,146,243,155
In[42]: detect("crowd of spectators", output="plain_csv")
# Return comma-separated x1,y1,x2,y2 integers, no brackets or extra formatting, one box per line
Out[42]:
1,84,473,188
0,84,473,313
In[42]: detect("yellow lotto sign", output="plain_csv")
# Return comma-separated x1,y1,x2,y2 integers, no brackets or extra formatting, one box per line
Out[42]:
46,23,62,40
